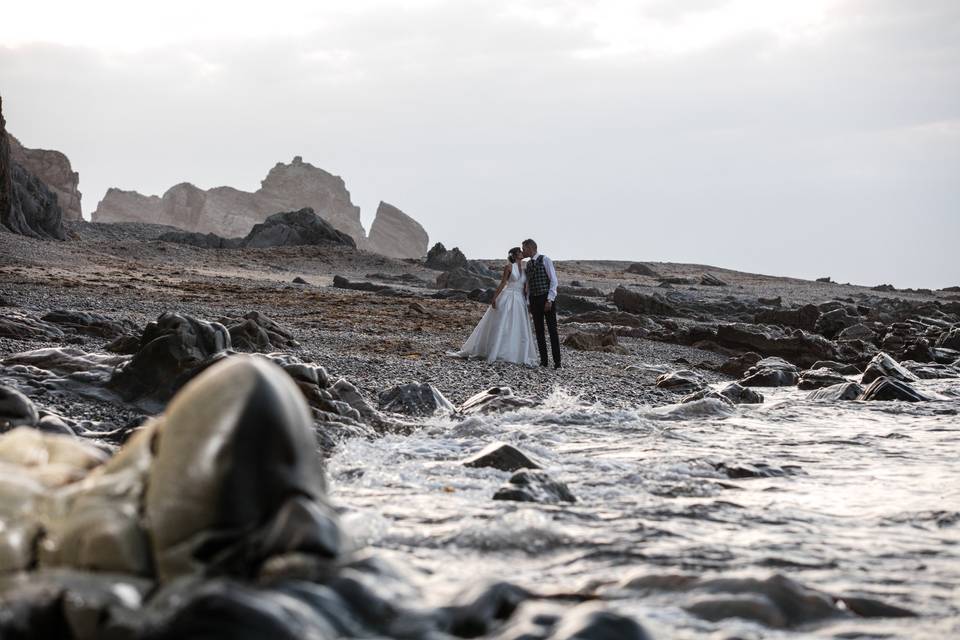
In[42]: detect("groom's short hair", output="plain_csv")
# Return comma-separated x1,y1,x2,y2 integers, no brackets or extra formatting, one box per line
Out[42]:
522,238,537,250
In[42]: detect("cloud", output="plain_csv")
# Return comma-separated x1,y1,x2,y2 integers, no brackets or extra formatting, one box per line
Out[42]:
1,0,957,287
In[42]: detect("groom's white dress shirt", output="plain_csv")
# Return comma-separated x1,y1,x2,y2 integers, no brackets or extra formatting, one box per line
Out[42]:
530,253,558,303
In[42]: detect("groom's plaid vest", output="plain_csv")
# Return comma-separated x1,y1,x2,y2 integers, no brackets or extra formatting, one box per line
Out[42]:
526,255,550,298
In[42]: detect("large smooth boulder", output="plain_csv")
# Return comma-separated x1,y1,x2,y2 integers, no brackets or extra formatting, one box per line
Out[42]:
146,356,340,582
242,208,356,248
612,287,678,316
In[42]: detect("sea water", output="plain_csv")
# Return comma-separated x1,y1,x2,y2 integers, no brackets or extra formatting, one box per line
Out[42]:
328,380,960,638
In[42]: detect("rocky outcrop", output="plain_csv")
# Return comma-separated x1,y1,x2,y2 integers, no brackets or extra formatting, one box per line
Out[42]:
8,134,82,221
426,242,468,270
93,156,367,244
0,97,66,240
243,208,356,248
366,201,428,259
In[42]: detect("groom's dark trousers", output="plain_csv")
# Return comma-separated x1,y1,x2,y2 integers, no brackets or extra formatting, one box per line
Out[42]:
529,294,561,367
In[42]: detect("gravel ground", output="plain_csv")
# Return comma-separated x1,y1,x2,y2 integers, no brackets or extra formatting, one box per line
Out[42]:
2,225,953,425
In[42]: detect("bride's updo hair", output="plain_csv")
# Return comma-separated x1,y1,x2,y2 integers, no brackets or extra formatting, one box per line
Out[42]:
508,247,522,263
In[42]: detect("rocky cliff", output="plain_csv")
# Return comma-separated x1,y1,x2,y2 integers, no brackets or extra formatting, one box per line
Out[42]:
0,97,66,240
366,201,428,259
8,134,82,221
92,156,367,244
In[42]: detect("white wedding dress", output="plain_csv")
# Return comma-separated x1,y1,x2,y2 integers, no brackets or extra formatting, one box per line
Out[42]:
453,262,539,366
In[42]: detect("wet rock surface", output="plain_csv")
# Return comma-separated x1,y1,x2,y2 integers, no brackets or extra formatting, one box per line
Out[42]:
378,382,454,416
807,381,864,401
493,469,576,504
463,442,541,472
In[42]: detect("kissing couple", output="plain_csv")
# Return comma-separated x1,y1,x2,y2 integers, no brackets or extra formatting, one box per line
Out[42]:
453,238,561,368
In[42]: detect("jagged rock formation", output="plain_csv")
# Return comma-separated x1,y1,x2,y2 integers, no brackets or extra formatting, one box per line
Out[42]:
366,201,428,259
7,134,82,221
0,97,66,240
93,156,367,244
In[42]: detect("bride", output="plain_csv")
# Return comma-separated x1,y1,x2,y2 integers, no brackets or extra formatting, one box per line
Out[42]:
452,247,539,366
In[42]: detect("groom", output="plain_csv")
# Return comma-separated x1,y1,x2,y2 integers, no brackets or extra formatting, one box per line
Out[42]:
522,239,561,369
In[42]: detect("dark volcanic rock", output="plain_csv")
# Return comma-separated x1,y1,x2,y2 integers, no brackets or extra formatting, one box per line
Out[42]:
712,461,801,479
937,327,960,351
243,207,356,248
739,357,800,387
860,352,919,385
158,230,241,248
613,286,678,316
458,387,539,415
41,309,136,339
0,310,66,340
837,323,877,342
700,273,728,286
814,307,859,340
463,442,541,472
378,382,454,416
900,361,960,379
754,304,820,332
332,275,392,293
859,376,932,402
0,384,38,430
807,381,864,401
682,382,764,405
493,469,576,504
108,312,230,403
797,368,849,390
626,263,660,277
426,242,468,271
554,293,613,315
718,382,764,404
656,370,704,392
715,323,839,368
719,352,763,377
0,97,66,240
223,311,299,352
811,360,861,375
437,267,498,291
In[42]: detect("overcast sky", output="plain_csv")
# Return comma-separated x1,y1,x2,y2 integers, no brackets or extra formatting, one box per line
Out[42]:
2,0,957,287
